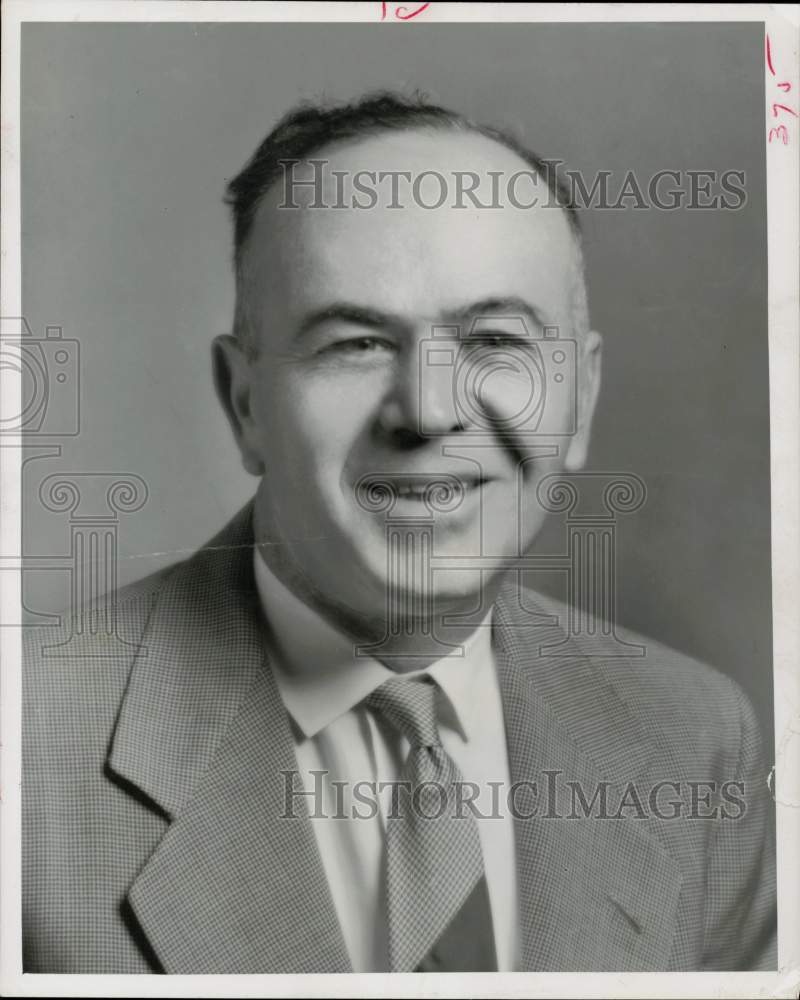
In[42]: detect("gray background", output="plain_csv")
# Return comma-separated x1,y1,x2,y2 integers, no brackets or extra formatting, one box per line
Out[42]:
20,22,773,747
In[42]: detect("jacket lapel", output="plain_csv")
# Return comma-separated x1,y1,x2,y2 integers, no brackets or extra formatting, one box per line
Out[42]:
108,502,351,973
493,580,683,971
109,500,681,973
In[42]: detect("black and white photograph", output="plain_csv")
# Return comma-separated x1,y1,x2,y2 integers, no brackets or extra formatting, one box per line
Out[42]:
1,2,798,997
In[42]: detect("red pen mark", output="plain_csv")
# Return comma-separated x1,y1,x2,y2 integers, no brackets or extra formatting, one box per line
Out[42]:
766,33,796,145
381,2,431,20
768,125,789,145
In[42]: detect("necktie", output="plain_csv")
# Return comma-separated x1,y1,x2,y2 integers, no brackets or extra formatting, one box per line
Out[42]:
366,676,498,972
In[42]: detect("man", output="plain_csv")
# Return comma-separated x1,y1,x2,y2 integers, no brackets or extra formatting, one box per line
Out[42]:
23,92,776,974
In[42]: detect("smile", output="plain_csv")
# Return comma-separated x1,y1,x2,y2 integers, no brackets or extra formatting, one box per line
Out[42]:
356,474,490,511
393,478,486,498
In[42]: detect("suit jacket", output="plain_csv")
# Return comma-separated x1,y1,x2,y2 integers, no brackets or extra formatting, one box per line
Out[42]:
22,502,777,974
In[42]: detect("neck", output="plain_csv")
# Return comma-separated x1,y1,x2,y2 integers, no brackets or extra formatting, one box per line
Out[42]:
252,541,499,674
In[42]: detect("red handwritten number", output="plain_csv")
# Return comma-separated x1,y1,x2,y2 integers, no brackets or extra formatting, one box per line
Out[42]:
381,2,431,20
769,125,789,145
766,34,796,145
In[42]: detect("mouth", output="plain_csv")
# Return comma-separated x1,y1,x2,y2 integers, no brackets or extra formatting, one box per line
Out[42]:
394,476,486,497
356,473,491,510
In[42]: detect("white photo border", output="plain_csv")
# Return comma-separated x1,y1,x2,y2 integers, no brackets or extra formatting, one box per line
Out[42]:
1,3,797,997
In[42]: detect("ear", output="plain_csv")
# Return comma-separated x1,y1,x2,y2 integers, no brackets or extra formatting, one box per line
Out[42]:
563,330,602,472
212,334,265,477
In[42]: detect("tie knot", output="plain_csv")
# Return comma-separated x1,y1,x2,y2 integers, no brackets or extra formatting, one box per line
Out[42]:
366,676,441,748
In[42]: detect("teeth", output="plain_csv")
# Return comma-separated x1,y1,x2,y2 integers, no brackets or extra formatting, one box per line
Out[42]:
393,481,479,497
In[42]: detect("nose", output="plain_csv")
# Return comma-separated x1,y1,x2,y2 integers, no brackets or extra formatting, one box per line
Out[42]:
376,340,462,443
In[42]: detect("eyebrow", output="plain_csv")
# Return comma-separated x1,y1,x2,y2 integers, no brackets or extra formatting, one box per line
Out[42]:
294,295,550,340
296,303,399,339
448,296,549,330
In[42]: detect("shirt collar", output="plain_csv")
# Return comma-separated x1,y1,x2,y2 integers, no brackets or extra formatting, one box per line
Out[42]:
253,550,494,742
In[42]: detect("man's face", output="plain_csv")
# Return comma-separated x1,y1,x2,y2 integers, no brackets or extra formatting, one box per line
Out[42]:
215,129,601,622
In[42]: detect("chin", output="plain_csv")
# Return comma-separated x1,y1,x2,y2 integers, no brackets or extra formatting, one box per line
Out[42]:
335,541,475,608
387,569,488,610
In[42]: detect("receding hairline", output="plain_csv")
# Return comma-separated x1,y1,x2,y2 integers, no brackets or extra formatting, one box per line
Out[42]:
232,119,590,351
233,115,582,264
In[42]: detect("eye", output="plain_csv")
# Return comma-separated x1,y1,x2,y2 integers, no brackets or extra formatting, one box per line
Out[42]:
319,335,394,357
465,333,534,351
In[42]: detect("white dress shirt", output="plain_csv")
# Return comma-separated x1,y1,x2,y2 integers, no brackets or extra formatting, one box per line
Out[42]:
253,551,520,972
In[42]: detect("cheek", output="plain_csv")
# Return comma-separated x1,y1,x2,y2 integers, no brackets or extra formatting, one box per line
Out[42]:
252,368,380,476
464,368,534,429
461,346,578,441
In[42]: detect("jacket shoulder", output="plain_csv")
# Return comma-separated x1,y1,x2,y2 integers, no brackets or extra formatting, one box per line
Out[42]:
23,562,176,663
519,586,764,771
22,562,181,753
23,501,256,754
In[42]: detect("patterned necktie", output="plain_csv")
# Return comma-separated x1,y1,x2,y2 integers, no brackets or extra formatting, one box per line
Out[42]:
366,676,497,972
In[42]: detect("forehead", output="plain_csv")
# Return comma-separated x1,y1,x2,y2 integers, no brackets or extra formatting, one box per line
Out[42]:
243,128,577,327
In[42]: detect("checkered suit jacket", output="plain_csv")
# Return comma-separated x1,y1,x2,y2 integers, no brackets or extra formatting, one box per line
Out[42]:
22,501,777,973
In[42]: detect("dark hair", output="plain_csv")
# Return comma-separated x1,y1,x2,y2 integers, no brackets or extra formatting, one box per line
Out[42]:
225,90,586,349
225,90,580,270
